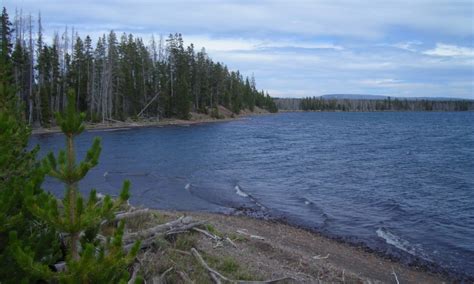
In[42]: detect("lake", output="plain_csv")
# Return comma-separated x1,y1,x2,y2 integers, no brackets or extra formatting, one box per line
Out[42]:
31,112,474,279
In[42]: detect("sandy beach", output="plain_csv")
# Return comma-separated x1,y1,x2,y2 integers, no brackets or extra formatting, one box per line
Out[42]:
133,210,449,283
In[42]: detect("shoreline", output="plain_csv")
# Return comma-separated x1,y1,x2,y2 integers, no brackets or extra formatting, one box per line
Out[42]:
264,211,465,282
31,110,472,135
31,107,273,135
32,117,239,135
148,209,450,283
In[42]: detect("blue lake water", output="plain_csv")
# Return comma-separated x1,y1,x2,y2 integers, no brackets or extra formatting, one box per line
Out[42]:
31,112,474,279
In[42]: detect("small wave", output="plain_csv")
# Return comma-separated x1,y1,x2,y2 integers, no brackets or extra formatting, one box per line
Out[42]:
295,197,314,206
184,183,191,190
235,185,249,197
376,227,419,257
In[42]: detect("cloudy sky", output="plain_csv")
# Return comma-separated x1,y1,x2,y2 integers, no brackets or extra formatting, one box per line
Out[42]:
3,0,474,98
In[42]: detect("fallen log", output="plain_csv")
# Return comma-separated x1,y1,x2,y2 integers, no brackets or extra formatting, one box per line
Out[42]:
123,216,205,251
236,229,265,241
193,227,221,241
124,216,189,243
115,208,150,221
193,227,238,248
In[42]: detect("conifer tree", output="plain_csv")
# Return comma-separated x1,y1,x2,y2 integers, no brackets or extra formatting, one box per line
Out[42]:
10,90,139,282
4,6,280,125
0,40,60,281
0,7,13,83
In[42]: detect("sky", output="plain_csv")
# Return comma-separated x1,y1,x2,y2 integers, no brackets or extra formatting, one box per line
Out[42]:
3,0,474,99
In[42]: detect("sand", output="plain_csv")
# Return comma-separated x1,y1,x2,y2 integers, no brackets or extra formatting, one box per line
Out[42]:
154,210,448,283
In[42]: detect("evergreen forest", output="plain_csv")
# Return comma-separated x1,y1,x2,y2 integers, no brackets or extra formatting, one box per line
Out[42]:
3,8,277,127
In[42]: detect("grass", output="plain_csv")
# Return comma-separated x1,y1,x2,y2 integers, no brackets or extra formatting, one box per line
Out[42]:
173,233,198,251
204,223,223,237
125,210,260,282
135,231,258,282
204,254,257,281
228,232,247,242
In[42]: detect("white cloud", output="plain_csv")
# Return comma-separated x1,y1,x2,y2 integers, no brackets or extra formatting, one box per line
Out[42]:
423,43,474,57
259,41,344,51
184,35,344,53
359,79,403,86
185,36,258,52
391,41,423,52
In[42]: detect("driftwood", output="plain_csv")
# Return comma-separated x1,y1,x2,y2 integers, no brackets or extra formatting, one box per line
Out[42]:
123,216,205,251
392,267,400,284
236,229,265,241
312,254,330,260
193,227,220,241
225,237,237,248
170,248,192,256
128,263,140,284
193,227,238,248
115,208,150,221
152,266,174,284
191,248,296,284
124,216,201,243
177,270,195,284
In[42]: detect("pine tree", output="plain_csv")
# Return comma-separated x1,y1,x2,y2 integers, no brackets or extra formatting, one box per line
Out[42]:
0,46,60,281
10,90,139,282
0,7,13,84
5,6,278,124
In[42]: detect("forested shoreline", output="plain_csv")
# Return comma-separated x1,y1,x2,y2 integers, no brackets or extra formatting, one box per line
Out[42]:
2,8,277,127
275,97,474,112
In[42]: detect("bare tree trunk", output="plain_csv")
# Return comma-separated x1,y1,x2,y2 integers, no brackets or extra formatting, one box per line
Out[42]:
90,60,96,116
61,26,69,111
27,15,34,125
34,14,44,125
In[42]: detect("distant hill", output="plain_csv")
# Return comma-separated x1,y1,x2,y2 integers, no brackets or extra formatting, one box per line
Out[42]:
322,94,473,101
321,94,388,100
274,95,474,111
